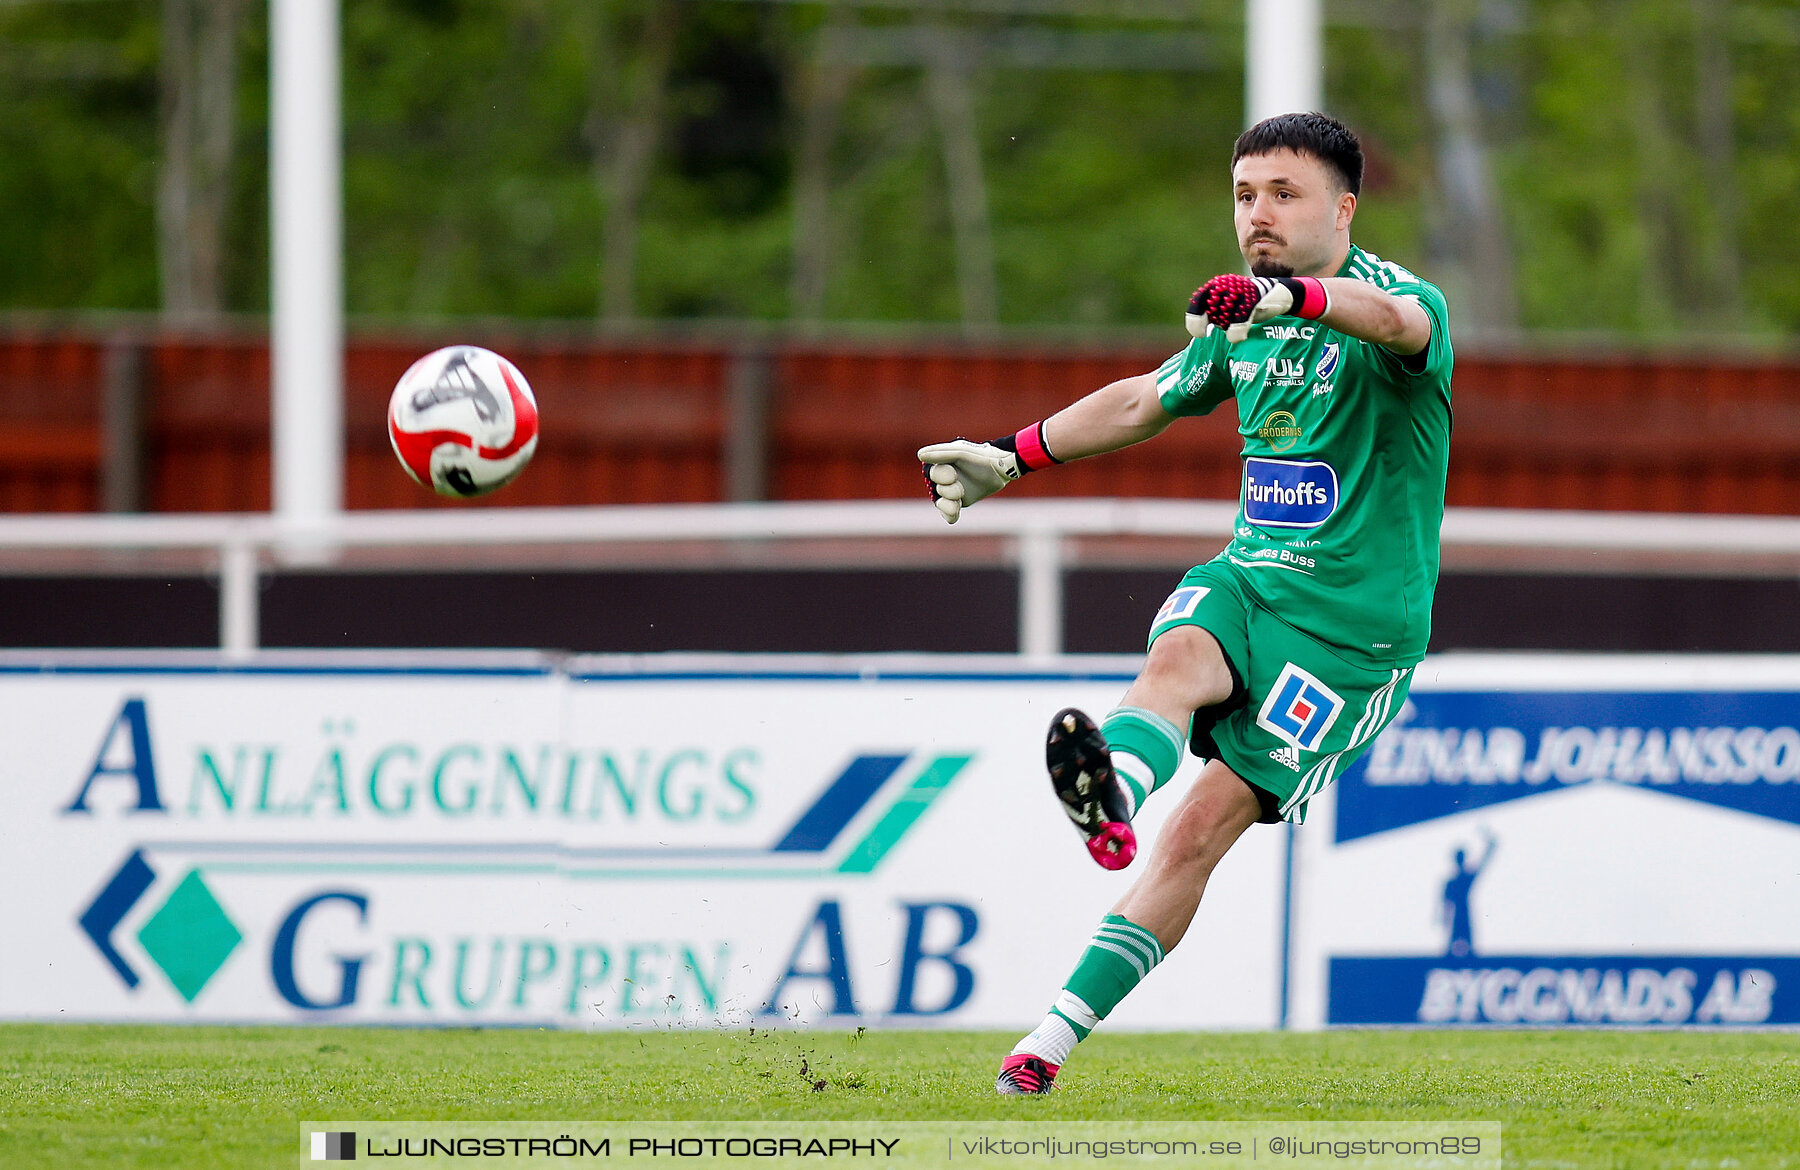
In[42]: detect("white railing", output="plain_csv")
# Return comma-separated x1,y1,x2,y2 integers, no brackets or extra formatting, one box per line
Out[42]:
2,499,1799,659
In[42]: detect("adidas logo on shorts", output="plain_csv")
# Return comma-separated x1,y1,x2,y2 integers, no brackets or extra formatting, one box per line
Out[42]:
1268,745,1301,772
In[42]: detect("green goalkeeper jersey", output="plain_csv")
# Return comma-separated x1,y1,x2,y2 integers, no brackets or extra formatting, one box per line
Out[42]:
1154,245,1453,667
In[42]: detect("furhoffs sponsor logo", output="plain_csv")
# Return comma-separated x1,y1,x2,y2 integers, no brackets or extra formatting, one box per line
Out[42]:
1242,457,1339,529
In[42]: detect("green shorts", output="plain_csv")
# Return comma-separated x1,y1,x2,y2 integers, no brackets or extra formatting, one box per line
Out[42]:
1146,561,1417,824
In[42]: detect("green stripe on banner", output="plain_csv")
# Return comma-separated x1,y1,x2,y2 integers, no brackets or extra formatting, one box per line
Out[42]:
835,755,972,874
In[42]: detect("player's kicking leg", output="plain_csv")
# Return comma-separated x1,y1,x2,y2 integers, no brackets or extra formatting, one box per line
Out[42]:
1043,626,1234,873
998,626,1239,1095
1045,708,1139,870
997,759,1262,1094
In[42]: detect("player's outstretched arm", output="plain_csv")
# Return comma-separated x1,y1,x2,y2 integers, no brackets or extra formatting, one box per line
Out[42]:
1189,274,1431,355
918,373,1173,524
1313,278,1431,355
1041,372,1174,460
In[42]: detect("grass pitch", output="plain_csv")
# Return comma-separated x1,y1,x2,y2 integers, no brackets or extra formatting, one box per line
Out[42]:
2,1025,1797,1169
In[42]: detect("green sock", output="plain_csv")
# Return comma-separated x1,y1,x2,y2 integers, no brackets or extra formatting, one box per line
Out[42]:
1013,914,1165,1064
1101,707,1185,812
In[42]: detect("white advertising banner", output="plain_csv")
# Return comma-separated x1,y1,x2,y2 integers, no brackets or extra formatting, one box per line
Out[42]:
0,655,1285,1030
11,652,1798,1032
1293,655,1800,1029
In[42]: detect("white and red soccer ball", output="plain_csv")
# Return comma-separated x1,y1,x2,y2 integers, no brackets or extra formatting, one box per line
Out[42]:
387,345,539,498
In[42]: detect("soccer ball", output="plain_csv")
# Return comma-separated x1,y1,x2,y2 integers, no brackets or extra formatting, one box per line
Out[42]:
387,345,539,497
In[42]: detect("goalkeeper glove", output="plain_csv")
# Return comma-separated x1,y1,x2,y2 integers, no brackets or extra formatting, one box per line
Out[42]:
918,421,1059,525
1186,274,1330,343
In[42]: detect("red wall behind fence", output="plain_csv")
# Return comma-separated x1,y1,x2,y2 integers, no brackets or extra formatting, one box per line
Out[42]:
1,329,1796,515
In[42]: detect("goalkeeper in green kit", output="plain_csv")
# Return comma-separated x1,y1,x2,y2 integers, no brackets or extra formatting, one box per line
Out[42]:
918,113,1453,1095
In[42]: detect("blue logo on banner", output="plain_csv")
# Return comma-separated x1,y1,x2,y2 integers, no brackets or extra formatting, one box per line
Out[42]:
1335,691,1800,842
1329,956,1798,1026
1242,458,1338,529
1441,831,1497,958
1325,828,1800,1027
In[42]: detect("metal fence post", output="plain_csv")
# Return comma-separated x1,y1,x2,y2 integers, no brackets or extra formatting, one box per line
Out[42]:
723,344,775,502
220,540,259,659
1016,527,1063,659
100,335,145,513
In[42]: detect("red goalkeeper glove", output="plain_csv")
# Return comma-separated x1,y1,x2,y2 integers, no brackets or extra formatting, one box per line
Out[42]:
1186,274,1330,343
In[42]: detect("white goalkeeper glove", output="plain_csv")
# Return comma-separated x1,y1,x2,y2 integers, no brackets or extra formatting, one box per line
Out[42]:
918,422,1061,524
917,440,1021,525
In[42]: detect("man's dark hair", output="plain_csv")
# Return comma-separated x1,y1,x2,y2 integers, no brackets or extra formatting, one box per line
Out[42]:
1231,112,1364,197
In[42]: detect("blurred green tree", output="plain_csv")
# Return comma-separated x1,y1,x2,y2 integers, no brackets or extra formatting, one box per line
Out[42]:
0,0,1789,340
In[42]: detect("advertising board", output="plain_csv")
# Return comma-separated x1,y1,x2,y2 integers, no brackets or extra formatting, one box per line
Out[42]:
0,655,1283,1030
14,652,1795,1032
1295,656,1800,1029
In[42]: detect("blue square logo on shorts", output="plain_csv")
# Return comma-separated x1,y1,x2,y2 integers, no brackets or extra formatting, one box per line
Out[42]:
1256,663,1344,752
1152,586,1209,627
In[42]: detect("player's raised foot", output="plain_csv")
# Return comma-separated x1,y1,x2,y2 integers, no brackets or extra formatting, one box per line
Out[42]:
995,1054,1059,1095
1046,707,1138,870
